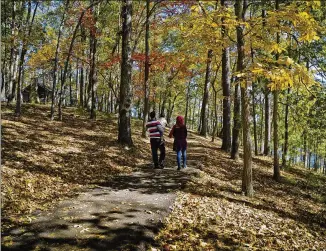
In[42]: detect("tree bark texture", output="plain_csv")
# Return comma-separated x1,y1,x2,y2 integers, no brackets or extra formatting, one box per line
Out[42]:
200,49,213,137
221,0,231,152
235,0,253,197
118,0,133,146
142,0,150,138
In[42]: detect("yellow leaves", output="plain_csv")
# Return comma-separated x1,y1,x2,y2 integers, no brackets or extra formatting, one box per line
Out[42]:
2,236,13,247
236,73,246,78
250,68,264,74
190,5,200,13
299,30,320,42
28,42,56,68
265,63,316,91
268,69,294,91
307,1,321,10
276,56,294,67
285,57,294,67
269,43,286,54
210,22,218,28
298,11,310,20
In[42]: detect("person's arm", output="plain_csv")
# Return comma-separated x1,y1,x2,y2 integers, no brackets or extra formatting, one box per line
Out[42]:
185,126,188,138
169,125,175,138
157,124,164,137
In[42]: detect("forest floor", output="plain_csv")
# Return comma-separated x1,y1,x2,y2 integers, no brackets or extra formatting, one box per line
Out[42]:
2,104,326,250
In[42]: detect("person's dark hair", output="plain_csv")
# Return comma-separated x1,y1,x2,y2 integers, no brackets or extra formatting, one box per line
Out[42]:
149,111,156,119
160,113,165,118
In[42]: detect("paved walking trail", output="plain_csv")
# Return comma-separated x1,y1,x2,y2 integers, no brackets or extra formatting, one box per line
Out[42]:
3,164,199,251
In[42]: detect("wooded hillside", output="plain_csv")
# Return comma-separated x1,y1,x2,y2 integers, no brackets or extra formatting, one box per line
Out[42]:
1,0,326,250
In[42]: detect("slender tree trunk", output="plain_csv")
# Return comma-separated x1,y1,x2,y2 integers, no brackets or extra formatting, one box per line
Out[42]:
169,93,179,123
264,89,271,155
185,80,191,126
7,1,16,101
200,49,213,137
8,1,19,103
16,1,38,116
59,0,100,120
192,89,198,130
69,68,73,106
282,88,290,168
252,83,258,156
90,5,98,120
2,0,8,98
235,0,253,196
260,95,264,154
118,0,133,146
76,60,79,104
142,0,150,138
273,0,281,181
212,88,218,142
231,83,241,160
273,90,280,180
303,130,307,168
79,26,86,107
221,0,231,152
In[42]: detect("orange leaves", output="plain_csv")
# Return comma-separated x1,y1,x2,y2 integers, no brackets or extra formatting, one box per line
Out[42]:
82,8,97,36
100,56,121,69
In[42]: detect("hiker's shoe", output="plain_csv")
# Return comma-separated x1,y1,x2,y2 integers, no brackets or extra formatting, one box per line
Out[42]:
177,167,181,171
183,165,187,169
154,165,160,169
159,164,164,169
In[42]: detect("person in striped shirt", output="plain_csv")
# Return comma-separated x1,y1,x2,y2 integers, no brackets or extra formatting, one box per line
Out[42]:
146,111,165,169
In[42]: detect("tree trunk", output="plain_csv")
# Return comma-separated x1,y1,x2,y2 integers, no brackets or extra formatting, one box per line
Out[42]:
16,1,38,116
264,89,271,155
161,94,166,118
90,5,98,120
79,26,86,107
260,95,264,154
282,87,290,168
303,130,307,168
273,0,281,181
231,83,241,160
118,0,133,146
236,0,253,196
185,80,191,126
8,1,18,103
212,87,218,142
142,0,150,138
200,49,213,137
58,0,100,120
69,67,73,106
76,60,79,104
252,82,258,156
168,93,179,123
262,8,271,156
1,0,8,99
192,89,198,130
221,0,231,152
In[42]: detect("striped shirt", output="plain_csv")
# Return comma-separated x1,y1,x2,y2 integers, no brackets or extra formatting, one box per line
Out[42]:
146,120,163,139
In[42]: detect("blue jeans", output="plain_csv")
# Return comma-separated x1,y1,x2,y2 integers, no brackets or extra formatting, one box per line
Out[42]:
177,149,186,169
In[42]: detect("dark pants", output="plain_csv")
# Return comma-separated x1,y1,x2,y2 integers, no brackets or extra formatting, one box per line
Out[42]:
150,138,166,167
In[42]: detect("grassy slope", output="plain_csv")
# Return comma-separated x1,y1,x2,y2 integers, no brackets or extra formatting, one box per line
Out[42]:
2,104,326,250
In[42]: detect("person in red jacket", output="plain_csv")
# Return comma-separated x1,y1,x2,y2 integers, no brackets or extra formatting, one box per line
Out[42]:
169,116,187,170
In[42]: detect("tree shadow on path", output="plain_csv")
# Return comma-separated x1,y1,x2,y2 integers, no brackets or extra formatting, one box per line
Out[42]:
2,166,199,251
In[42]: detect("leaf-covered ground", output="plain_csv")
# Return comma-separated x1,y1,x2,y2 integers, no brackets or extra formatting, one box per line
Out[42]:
2,104,326,250
154,136,326,250
1,104,151,231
